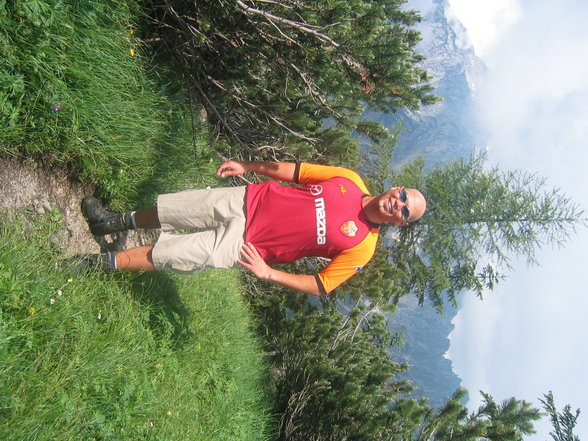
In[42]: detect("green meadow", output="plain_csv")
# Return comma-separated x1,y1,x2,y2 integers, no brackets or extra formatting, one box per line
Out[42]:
0,0,274,439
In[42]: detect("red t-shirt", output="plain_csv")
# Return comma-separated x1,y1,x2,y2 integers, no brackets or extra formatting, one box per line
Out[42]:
245,163,379,294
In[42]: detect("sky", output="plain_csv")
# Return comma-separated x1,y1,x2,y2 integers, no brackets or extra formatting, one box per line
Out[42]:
438,0,588,439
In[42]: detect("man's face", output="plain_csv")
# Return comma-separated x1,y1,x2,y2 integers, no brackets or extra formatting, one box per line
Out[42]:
373,187,426,226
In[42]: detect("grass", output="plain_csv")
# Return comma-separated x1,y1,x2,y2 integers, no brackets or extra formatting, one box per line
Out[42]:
0,0,200,206
0,214,274,440
0,0,276,439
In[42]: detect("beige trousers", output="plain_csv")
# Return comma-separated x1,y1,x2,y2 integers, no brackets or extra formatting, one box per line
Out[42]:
151,186,247,273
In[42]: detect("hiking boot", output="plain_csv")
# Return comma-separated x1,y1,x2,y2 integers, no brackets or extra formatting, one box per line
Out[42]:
81,196,134,236
61,252,117,273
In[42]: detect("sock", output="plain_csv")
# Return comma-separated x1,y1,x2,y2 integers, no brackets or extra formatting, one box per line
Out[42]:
100,251,117,272
128,211,137,229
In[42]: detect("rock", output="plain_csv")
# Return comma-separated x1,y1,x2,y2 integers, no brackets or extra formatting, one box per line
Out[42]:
0,156,156,256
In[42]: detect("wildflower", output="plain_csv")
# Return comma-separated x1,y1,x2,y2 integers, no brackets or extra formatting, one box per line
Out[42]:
166,411,172,416
28,307,36,315
53,103,61,111
129,26,134,35
97,309,102,320
155,363,163,369
67,278,73,283
129,48,135,57
49,298,55,305
57,289,63,297
147,421,154,428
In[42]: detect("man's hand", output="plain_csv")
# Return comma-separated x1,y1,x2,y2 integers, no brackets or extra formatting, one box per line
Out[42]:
217,160,297,182
239,242,272,279
238,242,322,296
217,160,247,178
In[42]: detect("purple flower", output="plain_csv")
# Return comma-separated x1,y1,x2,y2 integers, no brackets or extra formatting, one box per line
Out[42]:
53,103,61,111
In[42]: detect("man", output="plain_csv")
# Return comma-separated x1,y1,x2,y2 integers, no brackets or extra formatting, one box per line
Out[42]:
80,160,426,295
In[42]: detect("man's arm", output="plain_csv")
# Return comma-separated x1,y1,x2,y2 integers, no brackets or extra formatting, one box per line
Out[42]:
217,160,297,183
239,242,322,296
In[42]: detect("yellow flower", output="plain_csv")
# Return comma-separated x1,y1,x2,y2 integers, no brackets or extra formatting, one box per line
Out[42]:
28,307,36,315
129,27,134,35
67,278,73,283
129,48,135,57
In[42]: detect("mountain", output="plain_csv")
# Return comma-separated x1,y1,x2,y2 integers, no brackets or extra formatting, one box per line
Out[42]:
365,0,488,168
389,295,464,410
376,0,487,408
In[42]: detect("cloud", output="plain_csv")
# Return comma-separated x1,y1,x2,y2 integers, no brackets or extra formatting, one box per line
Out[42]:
476,4,588,205
447,0,522,56
446,5,588,439
448,291,501,404
451,242,588,425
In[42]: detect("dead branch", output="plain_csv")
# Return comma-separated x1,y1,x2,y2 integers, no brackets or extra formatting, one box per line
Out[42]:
236,0,341,47
289,63,341,117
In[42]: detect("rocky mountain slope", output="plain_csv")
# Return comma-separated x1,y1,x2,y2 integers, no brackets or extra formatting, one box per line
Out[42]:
377,0,488,408
367,0,487,168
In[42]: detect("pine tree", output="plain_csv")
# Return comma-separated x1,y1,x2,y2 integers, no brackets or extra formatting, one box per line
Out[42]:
388,152,586,309
396,389,541,441
147,0,438,152
262,303,413,441
540,392,581,441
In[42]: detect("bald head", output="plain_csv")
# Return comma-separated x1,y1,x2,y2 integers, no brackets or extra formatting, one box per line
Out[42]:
405,188,426,223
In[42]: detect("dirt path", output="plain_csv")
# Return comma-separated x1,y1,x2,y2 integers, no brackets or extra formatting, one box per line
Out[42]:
0,157,154,256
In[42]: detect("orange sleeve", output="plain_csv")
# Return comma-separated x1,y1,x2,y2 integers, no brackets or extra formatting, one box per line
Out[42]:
297,163,370,194
315,229,379,294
